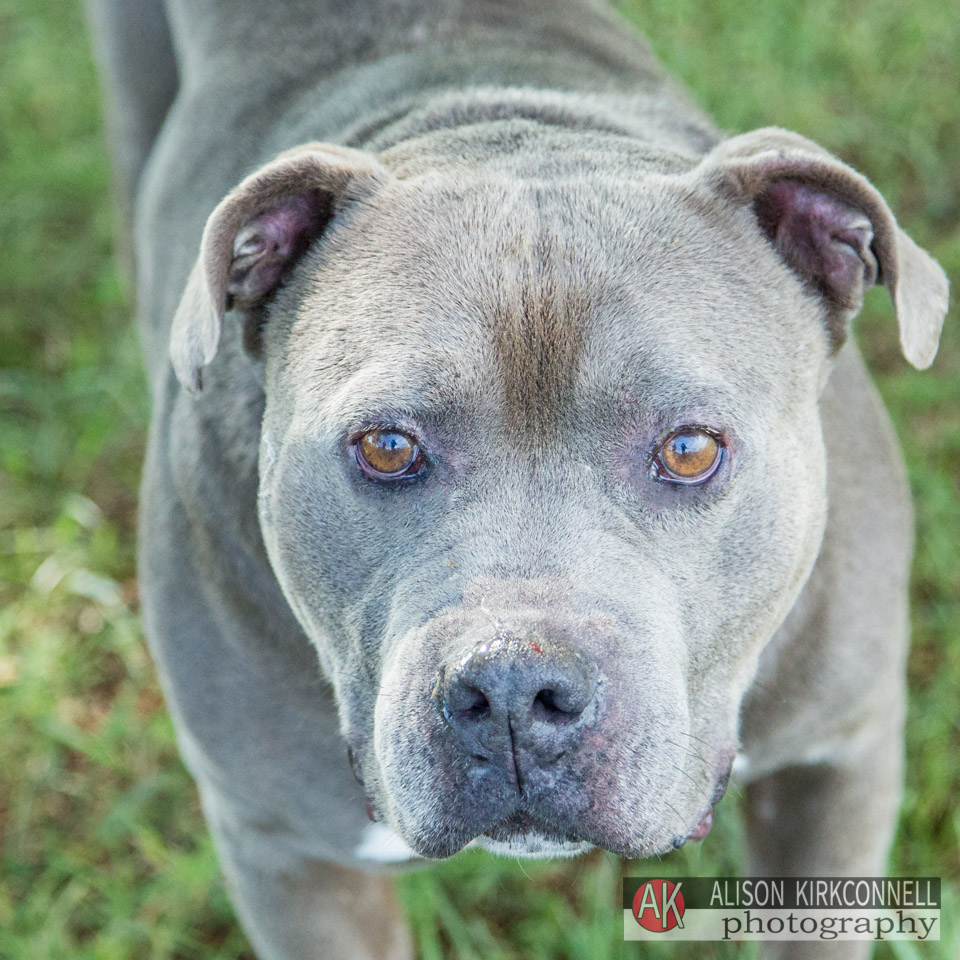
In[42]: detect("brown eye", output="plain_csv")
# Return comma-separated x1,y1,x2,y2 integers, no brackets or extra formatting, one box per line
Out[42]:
355,428,425,480
655,427,722,484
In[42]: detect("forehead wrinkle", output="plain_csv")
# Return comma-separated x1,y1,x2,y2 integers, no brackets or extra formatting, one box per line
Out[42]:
296,345,492,437
483,183,591,443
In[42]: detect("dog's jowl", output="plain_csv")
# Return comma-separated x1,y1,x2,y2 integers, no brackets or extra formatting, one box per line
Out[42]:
88,0,949,957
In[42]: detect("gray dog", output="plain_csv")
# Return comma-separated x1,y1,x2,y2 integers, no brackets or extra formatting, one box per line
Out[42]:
87,0,948,957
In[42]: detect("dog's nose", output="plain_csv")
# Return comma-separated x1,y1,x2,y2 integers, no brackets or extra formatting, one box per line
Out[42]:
437,637,599,768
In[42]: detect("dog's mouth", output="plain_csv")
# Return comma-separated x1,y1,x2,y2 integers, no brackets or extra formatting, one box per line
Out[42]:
468,790,720,860
474,755,734,860
470,811,594,859
478,756,734,859
354,746,735,860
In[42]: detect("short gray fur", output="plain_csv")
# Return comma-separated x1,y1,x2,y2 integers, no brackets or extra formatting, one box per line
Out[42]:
86,1,949,957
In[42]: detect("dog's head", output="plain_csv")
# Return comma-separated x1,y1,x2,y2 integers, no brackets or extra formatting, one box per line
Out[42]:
169,124,947,859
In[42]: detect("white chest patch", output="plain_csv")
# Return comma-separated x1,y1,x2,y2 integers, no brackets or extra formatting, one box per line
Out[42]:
354,823,418,863
470,833,594,859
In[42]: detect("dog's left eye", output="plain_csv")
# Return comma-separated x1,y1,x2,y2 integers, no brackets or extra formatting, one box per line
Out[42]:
652,427,723,484
354,428,427,481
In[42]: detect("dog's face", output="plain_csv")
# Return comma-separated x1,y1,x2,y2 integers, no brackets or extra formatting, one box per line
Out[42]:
170,129,946,859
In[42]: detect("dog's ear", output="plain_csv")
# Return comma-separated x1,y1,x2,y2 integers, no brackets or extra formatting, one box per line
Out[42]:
696,127,948,368
169,143,387,392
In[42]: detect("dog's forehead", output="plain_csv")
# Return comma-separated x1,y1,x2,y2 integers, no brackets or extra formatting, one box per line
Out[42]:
282,170,823,430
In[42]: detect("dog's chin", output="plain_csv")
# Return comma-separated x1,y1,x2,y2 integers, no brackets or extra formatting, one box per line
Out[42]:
462,787,728,861
465,819,674,861
381,756,735,861
389,811,694,861
466,812,593,860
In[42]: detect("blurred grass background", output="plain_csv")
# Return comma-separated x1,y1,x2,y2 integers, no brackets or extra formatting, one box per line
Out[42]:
0,0,957,957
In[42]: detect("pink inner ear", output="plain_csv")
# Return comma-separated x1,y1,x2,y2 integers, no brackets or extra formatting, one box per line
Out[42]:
754,180,878,308
226,191,329,307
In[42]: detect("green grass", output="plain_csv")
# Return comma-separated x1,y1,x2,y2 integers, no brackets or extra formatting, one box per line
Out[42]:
0,0,957,957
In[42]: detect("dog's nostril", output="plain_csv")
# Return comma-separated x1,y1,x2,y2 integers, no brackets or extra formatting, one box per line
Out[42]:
451,683,490,722
533,686,583,720
534,687,560,714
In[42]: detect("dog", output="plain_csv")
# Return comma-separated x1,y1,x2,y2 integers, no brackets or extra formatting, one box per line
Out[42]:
87,0,949,957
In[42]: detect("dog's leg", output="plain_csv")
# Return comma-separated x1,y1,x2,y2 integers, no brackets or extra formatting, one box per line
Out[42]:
201,794,415,960
85,0,179,259
743,713,905,960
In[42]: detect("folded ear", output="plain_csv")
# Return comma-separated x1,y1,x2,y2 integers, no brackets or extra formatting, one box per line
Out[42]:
169,143,387,392
695,128,949,369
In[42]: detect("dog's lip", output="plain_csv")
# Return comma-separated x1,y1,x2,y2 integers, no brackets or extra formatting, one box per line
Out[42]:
670,803,715,849
686,807,715,841
674,755,733,846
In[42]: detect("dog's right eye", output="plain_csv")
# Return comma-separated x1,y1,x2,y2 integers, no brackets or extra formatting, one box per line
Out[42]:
652,427,723,485
353,428,427,481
